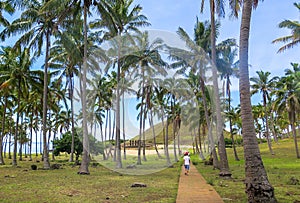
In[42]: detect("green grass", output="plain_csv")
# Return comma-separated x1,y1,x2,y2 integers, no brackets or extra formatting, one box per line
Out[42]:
1,138,299,202
193,138,300,203
0,155,181,203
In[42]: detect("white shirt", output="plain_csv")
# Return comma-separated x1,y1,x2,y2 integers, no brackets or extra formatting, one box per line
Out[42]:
184,155,190,165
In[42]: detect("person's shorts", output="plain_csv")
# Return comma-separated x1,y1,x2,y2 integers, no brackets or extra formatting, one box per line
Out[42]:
184,164,190,170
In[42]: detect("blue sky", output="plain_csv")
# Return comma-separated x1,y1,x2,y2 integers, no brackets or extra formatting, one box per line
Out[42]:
134,0,299,107
136,0,299,77
2,1,299,141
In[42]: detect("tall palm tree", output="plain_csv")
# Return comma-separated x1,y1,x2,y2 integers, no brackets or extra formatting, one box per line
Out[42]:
201,0,231,177
237,0,277,201
121,31,167,164
0,0,66,169
95,0,150,168
48,18,83,162
168,26,219,168
272,2,300,53
250,70,277,155
217,38,240,161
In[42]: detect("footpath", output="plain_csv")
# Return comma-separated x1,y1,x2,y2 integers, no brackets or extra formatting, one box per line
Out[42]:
176,163,224,203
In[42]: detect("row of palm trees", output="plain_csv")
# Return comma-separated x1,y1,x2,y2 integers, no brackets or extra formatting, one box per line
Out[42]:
0,0,299,202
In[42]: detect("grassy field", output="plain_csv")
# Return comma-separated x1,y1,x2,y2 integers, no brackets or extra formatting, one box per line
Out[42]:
0,155,181,203
192,138,300,203
1,138,299,203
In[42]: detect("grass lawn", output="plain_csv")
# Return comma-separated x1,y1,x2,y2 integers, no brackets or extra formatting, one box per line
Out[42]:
1,138,299,202
0,155,181,203
193,138,300,203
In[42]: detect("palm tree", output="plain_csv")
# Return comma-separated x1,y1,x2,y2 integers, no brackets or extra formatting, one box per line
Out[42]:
48,19,83,162
0,0,67,169
272,2,300,53
94,0,150,169
0,47,41,166
250,70,278,155
154,85,172,166
120,31,167,164
273,63,300,158
0,0,14,27
237,0,277,201
252,103,264,143
168,26,219,169
201,0,231,177
0,46,42,166
217,38,239,161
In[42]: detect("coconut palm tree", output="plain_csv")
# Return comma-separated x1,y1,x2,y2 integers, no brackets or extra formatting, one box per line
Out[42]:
119,31,167,164
168,26,220,169
0,0,68,169
153,85,172,166
94,0,150,168
250,70,278,155
216,38,239,161
237,0,277,201
272,2,300,53
0,0,14,27
200,0,231,177
0,46,42,166
273,63,300,158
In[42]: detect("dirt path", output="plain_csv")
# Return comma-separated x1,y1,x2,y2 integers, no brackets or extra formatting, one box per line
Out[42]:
176,163,224,203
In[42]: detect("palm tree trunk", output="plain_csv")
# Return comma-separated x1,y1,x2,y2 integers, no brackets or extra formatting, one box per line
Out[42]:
42,29,51,169
29,117,33,161
239,1,277,201
115,38,122,169
149,111,161,158
210,0,231,177
228,98,239,161
3,135,8,159
13,79,22,166
0,96,7,165
8,129,12,159
122,91,126,160
142,108,147,162
291,121,300,158
78,4,90,175
263,95,274,155
165,119,171,167
69,75,75,162
172,119,178,162
0,137,4,165
199,73,219,169
198,125,205,160
137,96,144,165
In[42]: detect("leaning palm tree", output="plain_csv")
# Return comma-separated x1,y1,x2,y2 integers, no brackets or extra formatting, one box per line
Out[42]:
272,2,300,53
236,0,277,201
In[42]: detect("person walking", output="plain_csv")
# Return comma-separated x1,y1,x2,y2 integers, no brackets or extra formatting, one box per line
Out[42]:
183,152,190,175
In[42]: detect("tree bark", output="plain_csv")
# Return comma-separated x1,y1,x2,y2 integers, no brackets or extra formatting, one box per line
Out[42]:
239,1,277,201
